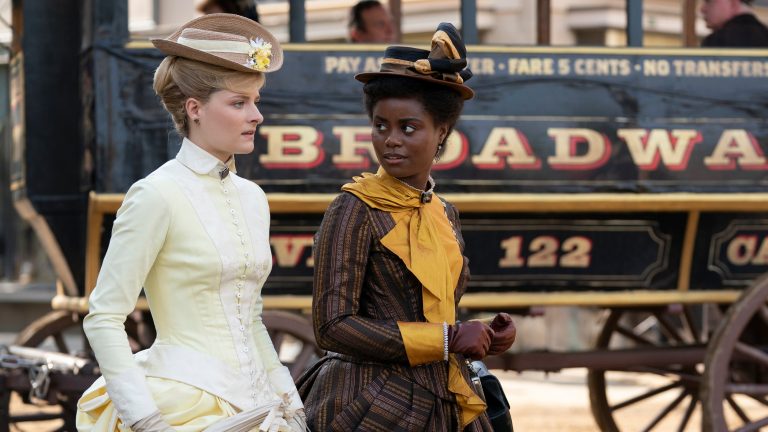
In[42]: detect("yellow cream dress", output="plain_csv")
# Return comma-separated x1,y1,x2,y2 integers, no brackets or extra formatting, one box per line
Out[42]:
76,139,304,431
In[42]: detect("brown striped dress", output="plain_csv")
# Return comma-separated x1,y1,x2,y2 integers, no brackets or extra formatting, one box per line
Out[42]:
296,192,493,432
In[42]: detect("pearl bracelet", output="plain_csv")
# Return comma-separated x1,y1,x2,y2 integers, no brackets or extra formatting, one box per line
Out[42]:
443,321,449,361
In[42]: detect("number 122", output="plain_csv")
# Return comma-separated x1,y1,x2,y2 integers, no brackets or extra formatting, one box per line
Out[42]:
499,235,592,268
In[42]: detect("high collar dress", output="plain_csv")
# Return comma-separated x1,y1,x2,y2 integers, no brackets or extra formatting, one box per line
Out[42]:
296,189,493,432
76,139,304,432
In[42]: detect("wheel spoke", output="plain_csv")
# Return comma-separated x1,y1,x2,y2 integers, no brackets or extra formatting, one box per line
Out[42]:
759,305,768,328
747,395,768,406
640,389,688,432
633,315,659,335
631,366,702,385
734,342,768,368
616,324,657,346
733,416,768,432
53,333,68,353
725,383,768,396
675,392,697,432
612,381,681,411
682,305,702,344
702,304,724,337
591,307,714,431
727,395,752,423
653,311,686,344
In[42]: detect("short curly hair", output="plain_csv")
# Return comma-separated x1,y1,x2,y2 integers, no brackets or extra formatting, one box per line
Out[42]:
362,75,465,153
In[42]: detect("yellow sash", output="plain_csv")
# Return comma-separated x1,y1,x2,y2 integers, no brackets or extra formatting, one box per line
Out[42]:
341,168,486,427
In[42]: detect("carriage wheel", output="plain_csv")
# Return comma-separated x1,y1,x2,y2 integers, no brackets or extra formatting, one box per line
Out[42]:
11,310,149,431
15,310,320,376
11,311,87,431
587,305,721,431
263,310,323,380
701,275,768,431
14,310,82,353
15,310,151,354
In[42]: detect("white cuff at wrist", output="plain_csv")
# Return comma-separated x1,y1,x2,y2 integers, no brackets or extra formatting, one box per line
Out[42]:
267,366,304,410
105,367,158,426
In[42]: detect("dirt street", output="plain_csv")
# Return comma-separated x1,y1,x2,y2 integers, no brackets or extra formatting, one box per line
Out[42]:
502,369,603,431
10,366,767,431
500,368,704,432
4,369,674,432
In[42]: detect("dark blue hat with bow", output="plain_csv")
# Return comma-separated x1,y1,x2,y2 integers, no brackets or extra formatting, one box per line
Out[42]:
355,22,474,100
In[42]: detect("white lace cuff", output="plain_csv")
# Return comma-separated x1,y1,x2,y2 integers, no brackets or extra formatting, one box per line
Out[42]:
267,366,303,410
104,367,158,426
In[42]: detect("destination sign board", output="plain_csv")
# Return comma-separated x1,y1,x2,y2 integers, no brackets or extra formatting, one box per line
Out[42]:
692,214,768,289
231,46,768,194
85,45,768,293
96,45,768,194
262,213,687,296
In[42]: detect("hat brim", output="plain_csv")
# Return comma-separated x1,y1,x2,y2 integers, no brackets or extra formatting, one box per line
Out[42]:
152,39,268,73
355,71,474,100
150,13,282,73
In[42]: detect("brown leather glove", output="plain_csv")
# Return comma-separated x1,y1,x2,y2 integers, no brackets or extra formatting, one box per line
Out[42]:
448,320,494,360
487,312,517,356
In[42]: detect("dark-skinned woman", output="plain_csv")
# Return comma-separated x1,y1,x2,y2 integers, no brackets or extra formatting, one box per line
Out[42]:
296,23,517,431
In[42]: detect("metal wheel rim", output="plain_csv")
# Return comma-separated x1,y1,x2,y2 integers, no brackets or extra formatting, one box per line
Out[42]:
587,306,712,432
702,275,768,432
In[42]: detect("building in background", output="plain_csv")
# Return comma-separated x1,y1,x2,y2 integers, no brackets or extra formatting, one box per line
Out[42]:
126,0,768,46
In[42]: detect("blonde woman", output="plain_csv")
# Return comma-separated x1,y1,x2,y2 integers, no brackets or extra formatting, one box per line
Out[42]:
76,14,306,432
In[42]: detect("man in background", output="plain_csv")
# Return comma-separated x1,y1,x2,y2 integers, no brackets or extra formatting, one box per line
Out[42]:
348,0,396,43
701,0,768,46
198,0,260,22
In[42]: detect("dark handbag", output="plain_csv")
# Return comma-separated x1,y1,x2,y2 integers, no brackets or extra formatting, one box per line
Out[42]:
468,360,514,432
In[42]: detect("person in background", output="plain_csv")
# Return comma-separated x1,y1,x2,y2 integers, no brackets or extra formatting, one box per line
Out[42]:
348,0,396,43
76,14,305,432
199,0,260,22
297,22,516,431
701,0,768,46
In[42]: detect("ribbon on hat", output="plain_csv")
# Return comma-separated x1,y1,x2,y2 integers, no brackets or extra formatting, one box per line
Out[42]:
177,35,272,71
355,22,474,99
410,23,473,84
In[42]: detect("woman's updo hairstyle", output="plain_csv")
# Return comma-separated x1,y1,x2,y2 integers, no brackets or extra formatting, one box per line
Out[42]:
153,56,265,137
150,13,282,137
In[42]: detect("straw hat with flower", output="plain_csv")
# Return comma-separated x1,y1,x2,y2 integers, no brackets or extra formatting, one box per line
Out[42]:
151,13,282,73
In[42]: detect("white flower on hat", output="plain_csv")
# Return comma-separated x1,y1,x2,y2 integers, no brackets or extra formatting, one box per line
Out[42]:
247,37,272,71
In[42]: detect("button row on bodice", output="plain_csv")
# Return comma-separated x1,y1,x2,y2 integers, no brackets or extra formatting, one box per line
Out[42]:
220,178,265,406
